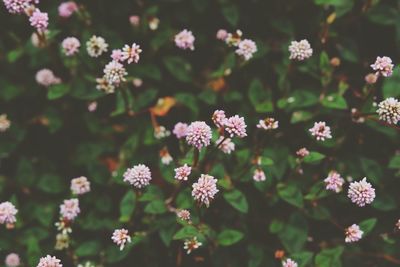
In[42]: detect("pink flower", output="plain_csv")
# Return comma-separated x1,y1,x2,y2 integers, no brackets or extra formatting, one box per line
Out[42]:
70,176,90,195
129,15,140,26
224,115,247,138
309,121,332,141
371,56,394,77
253,169,266,182
174,164,192,181
61,37,80,56
288,39,313,61
185,121,212,150
174,29,195,50
132,78,142,87
35,69,61,87
257,117,279,130
121,43,142,64
377,97,400,125
184,237,202,254
235,39,257,60
0,114,11,132
365,73,378,84
111,49,123,62
87,101,97,112
58,1,78,18
177,209,191,221
212,110,226,128
112,228,131,250
36,255,62,267
0,201,17,225
345,224,363,243
192,174,219,207
123,164,152,188
103,61,127,85
3,0,32,14
29,9,48,31
216,136,235,154
324,171,344,193
5,253,20,267
216,29,228,41
59,198,80,221
296,147,309,158
173,122,188,139
282,258,298,267
348,177,376,207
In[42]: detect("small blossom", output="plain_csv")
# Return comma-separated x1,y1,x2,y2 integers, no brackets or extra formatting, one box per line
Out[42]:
103,61,127,85
370,56,394,77
377,97,400,125
225,30,242,47
296,147,309,158
0,201,17,225
324,171,345,193
123,164,152,188
186,121,212,150
31,30,49,48
55,219,71,235
160,148,173,165
129,15,140,26
183,237,202,254
121,43,142,64
224,115,247,138
96,77,115,94
112,228,131,250
60,198,80,221
3,0,32,14
148,17,159,30
5,253,20,267
288,39,313,61
86,35,108,57
29,9,49,31
0,114,11,132
35,69,61,87
36,255,62,267
309,121,332,141
235,39,257,60
174,29,195,50
61,37,80,56
253,168,266,182
177,209,191,221
110,49,123,62
192,174,219,207
132,78,143,87
282,258,298,267
154,125,171,139
216,136,235,154
345,224,363,243
212,110,226,128
174,164,192,181
216,29,228,41
173,122,188,139
55,233,69,250
365,73,378,84
70,176,90,195
58,1,78,18
348,177,376,207
257,117,279,130
87,101,97,112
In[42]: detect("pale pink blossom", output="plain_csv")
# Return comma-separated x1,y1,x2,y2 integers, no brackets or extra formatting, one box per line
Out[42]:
58,1,78,18
132,78,143,87
183,237,202,254
103,61,127,85
86,35,108,57
110,49,123,62
70,176,90,195
87,101,97,112
282,258,298,267
324,171,344,193
296,147,309,158
160,148,173,165
0,201,17,225
377,97,400,125
3,0,33,14
29,9,48,31
345,224,363,243
192,174,219,207
224,115,247,138
174,29,195,50
5,253,20,267
185,121,212,150
123,164,152,188
257,117,279,130
62,37,80,56
235,39,257,60
371,56,394,77
253,169,266,182
173,122,188,139
96,77,115,94
216,136,235,154
212,110,226,128
216,29,228,41
129,15,140,26
121,43,142,64
35,69,61,87
0,114,11,132
177,209,191,221
309,121,332,141
365,73,378,84
59,198,80,221
112,228,131,250
289,39,313,60
36,255,62,267
348,177,376,207
174,164,192,181
148,17,159,30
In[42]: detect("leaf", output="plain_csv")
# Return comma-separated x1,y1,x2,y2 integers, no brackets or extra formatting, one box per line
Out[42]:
217,229,244,246
315,246,344,267
76,241,101,257
248,79,273,113
360,157,382,184
321,94,348,110
173,225,199,240
47,84,70,100
286,90,319,110
367,5,397,25
37,174,64,194
278,213,308,253
119,191,136,222
388,155,400,169
144,199,167,214
259,157,274,166
291,251,314,267
277,183,304,208
359,218,377,236
163,56,192,82
372,194,397,211
221,4,239,26
269,219,285,234
382,67,400,98
223,189,249,213
303,152,326,164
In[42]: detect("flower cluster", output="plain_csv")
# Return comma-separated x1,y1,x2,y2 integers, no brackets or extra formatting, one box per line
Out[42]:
324,171,345,193
173,122,188,139
183,237,202,254
192,174,219,207
217,29,257,60
288,39,313,61
347,178,376,207
174,29,195,50
61,37,80,56
309,121,332,141
177,209,191,222
370,56,394,77
377,97,400,125
112,228,131,250
29,9,48,31
185,121,212,150
123,164,152,188
174,164,192,181
35,69,61,87
60,198,80,221
257,117,279,130
0,201,18,226
345,224,363,243
58,1,78,18
5,253,20,267
216,136,235,154
282,258,298,267
36,255,62,267
253,168,266,182
70,176,91,195
86,35,108,57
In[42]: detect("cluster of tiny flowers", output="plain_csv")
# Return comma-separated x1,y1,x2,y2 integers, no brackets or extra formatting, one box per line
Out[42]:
348,177,376,207
216,136,235,154
177,209,191,221
160,148,173,165
377,97,400,125
224,115,247,138
192,174,219,207
216,29,228,40
55,233,69,250
61,37,80,56
5,253,20,267
3,0,33,14
154,125,171,139
112,228,131,250
123,164,152,188
110,49,123,62
257,117,279,130
174,164,192,181
324,171,345,193
36,255,62,267
235,39,257,60
129,15,140,26
253,169,266,182
58,1,77,18
288,39,313,61
121,43,142,64
173,122,188,139
212,110,226,128
185,121,212,150
174,29,195,50
86,35,108,57
345,224,363,243
0,201,18,225
370,56,394,77
103,61,127,85
148,17,160,30
282,258,298,267
70,176,91,195
296,147,309,158
183,237,202,254
0,114,11,132
35,69,61,87
29,9,48,31
60,198,80,221
96,77,115,94
309,121,332,141
223,29,242,47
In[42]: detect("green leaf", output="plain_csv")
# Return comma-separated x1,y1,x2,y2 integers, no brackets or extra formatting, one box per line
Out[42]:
360,157,382,184
259,157,274,166
303,152,326,164
291,251,314,267
76,241,101,257
359,218,377,236
291,111,313,124
382,67,400,98
248,79,273,113
278,213,308,253
223,189,249,213
315,246,344,267
277,183,304,208
269,219,285,234
217,229,244,246
119,191,136,222
173,225,199,240
321,94,348,110
163,56,192,82
286,90,319,110
388,155,400,169
7,49,23,63
372,194,397,211
144,199,167,214
37,174,64,194
221,4,239,26
367,5,397,25
47,84,70,100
